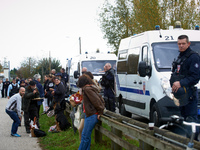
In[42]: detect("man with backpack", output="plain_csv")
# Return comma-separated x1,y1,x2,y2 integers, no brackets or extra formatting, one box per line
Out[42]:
7,78,19,99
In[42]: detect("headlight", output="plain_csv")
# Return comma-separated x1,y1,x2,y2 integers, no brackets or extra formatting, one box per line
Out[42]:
160,77,173,98
160,77,180,106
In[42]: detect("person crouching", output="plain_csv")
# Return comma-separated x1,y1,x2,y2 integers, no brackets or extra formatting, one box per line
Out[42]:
5,87,25,137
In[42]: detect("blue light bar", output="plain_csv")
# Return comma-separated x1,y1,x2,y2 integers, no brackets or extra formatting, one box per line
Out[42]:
155,25,160,30
195,25,199,30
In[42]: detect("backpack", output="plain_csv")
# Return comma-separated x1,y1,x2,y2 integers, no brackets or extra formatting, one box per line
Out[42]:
34,129,46,137
9,84,19,97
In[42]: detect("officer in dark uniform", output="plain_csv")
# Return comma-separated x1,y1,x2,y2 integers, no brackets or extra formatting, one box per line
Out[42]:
170,35,200,140
4,78,10,98
101,63,115,112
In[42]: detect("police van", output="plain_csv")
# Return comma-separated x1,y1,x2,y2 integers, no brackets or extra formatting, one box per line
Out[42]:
116,24,200,126
67,51,117,94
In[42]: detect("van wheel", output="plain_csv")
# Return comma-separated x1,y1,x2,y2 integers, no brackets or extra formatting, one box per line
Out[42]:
150,103,161,126
120,104,132,118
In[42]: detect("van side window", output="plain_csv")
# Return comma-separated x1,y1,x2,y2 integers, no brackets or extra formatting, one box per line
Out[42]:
127,48,140,74
117,50,128,73
119,53,127,60
142,46,150,65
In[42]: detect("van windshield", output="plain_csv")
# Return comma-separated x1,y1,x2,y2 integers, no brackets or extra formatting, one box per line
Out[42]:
152,42,200,71
82,60,116,75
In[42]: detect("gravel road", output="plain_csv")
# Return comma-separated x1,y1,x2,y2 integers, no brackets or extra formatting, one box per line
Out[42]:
0,98,42,150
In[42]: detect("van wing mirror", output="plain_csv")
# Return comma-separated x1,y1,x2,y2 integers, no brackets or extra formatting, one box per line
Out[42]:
138,61,152,77
74,71,80,79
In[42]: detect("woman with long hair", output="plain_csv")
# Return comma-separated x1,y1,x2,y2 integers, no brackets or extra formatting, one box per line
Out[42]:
77,74,104,150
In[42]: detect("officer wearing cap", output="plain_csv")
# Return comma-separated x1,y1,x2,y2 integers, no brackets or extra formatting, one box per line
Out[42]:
170,35,200,140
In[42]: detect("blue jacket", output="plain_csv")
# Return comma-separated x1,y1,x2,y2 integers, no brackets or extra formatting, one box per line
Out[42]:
34,80,44,105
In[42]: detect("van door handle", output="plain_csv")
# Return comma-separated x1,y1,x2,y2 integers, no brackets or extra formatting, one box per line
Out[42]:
139,81,142,84
133,81,137,84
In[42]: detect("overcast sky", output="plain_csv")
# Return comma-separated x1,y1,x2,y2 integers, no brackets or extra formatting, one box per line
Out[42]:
0,0,112,69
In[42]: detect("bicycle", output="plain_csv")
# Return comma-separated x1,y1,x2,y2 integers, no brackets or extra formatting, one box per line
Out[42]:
159,115,200,150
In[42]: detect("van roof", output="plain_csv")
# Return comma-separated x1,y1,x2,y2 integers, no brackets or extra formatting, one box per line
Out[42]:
73,53,117,61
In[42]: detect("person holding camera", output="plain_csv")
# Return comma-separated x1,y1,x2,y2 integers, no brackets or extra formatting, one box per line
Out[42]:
101,63,115,112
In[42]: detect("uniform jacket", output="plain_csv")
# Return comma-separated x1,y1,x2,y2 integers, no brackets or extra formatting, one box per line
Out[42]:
22,85,40,112
82,85,104,117
178,47,200,87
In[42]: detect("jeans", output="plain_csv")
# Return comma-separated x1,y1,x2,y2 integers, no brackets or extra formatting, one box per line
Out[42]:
78,114,98,150
6,109,20,134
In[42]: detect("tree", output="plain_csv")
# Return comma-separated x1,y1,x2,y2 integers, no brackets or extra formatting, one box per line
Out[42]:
17,57,37,79
133,0,162,32
98,0,135,54
0,63,2,72
98,0,200,53
51,58,62,73
10,68,18,78
36,58,61,81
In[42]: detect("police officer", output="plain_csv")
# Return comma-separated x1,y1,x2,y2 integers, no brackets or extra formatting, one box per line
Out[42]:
170,35,200,140
101,63,115,112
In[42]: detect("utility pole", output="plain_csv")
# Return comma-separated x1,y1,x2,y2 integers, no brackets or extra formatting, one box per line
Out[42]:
49,51,51,74
29,57,31,77
79,37,81,54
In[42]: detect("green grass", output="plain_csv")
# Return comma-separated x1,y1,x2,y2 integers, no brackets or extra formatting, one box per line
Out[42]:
38,106,139,150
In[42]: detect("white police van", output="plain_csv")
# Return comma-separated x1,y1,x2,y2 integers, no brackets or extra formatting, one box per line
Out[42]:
116,23,200,126
67,51,117,94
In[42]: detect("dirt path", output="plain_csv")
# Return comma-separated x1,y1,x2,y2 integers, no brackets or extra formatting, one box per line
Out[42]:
0,98,41,150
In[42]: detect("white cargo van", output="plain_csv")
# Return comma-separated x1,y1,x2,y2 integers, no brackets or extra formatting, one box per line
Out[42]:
67,52,117,94
116,25,200,125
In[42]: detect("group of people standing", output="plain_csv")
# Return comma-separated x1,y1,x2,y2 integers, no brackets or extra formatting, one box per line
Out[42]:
5,68,69,137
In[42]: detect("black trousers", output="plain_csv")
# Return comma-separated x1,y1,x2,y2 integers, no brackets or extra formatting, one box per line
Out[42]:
24,105,38,129
1,88,4,97
24,111,30,129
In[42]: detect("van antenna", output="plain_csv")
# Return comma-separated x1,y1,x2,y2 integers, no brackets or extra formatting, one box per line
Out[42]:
155,25,162,38
159,30,162,38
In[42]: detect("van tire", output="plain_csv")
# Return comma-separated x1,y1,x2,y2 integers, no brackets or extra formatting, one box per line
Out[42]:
150,103,161,126
120,104,132,118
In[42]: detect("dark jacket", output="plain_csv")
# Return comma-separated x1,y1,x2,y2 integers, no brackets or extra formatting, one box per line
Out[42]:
34,80,44,105
178,47,200,87
54,82,65,103
4,81,10,89
45,80,54,99
22,85,40,112
103,68,115,98
44,79,49,91
82,85,104,117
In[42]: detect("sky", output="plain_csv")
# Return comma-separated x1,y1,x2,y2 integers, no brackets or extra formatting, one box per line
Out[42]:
0,0,112,69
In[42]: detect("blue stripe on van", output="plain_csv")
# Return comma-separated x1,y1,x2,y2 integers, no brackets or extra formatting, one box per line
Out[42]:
120,87,150,96
70,84,77,88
